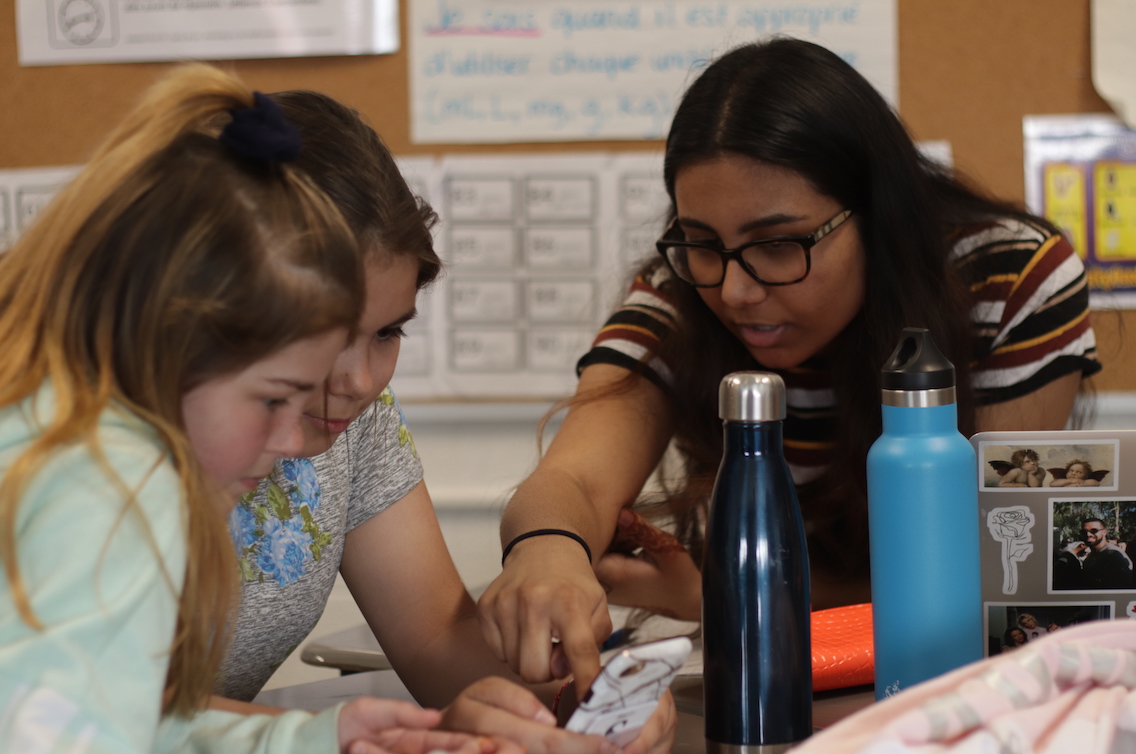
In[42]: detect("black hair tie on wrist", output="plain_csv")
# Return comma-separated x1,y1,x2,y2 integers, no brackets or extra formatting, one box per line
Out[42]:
501,529,593,566
220,91,302,163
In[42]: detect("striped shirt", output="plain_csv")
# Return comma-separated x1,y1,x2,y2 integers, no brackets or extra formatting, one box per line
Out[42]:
578,218,1100,485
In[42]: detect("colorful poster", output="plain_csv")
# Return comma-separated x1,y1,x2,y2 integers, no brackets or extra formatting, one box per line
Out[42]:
1042,163,1088,257
1025,115,1136,308
1093,162,1136,262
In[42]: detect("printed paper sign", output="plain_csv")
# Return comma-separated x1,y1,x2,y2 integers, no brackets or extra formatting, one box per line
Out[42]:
16,0,398,66
409,0,897,143
390,151,668,399
0,166,82,252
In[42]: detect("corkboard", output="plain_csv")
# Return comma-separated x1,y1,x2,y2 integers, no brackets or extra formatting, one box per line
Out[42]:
0,0,1128,389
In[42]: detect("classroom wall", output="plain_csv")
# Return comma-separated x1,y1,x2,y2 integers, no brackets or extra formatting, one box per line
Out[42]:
0,0,1128,387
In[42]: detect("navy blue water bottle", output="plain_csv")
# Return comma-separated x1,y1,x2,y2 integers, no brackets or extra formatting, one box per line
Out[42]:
703,372,811,754
867,328,982,699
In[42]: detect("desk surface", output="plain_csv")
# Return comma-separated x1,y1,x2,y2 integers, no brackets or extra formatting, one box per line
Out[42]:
300,609,697,674
255,669,874,753
302,623,391,673
293,617,874,751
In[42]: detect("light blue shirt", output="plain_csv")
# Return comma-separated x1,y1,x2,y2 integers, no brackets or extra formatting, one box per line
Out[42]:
0,387,341,753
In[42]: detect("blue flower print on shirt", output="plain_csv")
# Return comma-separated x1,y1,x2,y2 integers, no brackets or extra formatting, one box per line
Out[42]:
282,457,321,512
255,514,313,585
231,458,331,586
229,501,260,554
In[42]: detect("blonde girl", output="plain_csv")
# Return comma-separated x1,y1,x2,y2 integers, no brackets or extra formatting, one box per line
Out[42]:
0,64,504,754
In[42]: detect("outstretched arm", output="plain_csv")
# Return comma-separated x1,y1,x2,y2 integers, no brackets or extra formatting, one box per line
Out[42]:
339,479,670,754
479,365,675,693
341,481,522,709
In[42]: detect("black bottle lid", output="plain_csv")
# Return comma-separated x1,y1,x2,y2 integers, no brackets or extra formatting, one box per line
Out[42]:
881,327,956,391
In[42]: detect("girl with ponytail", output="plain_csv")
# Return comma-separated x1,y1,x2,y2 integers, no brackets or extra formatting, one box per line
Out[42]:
0,64,504,754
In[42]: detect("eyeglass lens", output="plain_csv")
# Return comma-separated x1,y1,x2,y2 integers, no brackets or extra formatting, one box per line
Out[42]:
664,240,808,286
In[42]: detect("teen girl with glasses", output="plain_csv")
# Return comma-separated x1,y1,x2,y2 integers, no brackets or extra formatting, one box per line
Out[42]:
477,38,1101,694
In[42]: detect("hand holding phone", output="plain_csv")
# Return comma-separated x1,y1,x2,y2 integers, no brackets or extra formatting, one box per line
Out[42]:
565,636,692,746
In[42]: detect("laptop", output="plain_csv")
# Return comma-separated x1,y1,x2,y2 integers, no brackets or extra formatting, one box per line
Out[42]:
973,429,1132,658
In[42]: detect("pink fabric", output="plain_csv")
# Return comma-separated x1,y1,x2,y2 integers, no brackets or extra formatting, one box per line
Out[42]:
794,620,1136,753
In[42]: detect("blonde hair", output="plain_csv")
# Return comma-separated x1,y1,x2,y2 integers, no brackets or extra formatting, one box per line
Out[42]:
0,64,362,715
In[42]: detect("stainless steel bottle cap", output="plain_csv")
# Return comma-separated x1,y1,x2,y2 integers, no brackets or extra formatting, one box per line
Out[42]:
718,371,786,421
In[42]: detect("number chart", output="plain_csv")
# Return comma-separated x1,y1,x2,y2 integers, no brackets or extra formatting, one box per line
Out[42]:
392,151,669,400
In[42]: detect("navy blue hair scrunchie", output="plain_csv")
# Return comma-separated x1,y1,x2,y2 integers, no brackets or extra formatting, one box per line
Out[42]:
220,91,302,163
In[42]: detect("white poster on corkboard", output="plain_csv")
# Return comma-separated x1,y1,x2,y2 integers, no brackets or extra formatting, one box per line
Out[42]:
409,0,897,144
16,0,398,66
0,165,81,252
389,150,670,400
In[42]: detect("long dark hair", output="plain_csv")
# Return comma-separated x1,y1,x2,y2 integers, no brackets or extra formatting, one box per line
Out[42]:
649,38,1048,578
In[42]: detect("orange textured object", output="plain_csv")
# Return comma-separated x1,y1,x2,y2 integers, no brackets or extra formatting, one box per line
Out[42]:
811,603,874,692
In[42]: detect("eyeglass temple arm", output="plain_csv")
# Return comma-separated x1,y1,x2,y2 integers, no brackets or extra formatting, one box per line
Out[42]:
813,210,853,243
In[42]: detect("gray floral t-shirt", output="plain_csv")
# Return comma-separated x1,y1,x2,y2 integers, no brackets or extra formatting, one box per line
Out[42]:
215,387,422,700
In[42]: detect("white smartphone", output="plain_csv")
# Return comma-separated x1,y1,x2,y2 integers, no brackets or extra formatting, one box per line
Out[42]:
565,636,693,746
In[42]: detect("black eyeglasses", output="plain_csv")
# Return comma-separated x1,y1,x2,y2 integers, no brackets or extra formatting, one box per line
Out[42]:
655,209,853,288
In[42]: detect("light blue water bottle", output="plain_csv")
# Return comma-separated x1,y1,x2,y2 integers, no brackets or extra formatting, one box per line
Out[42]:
867,328,982,700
